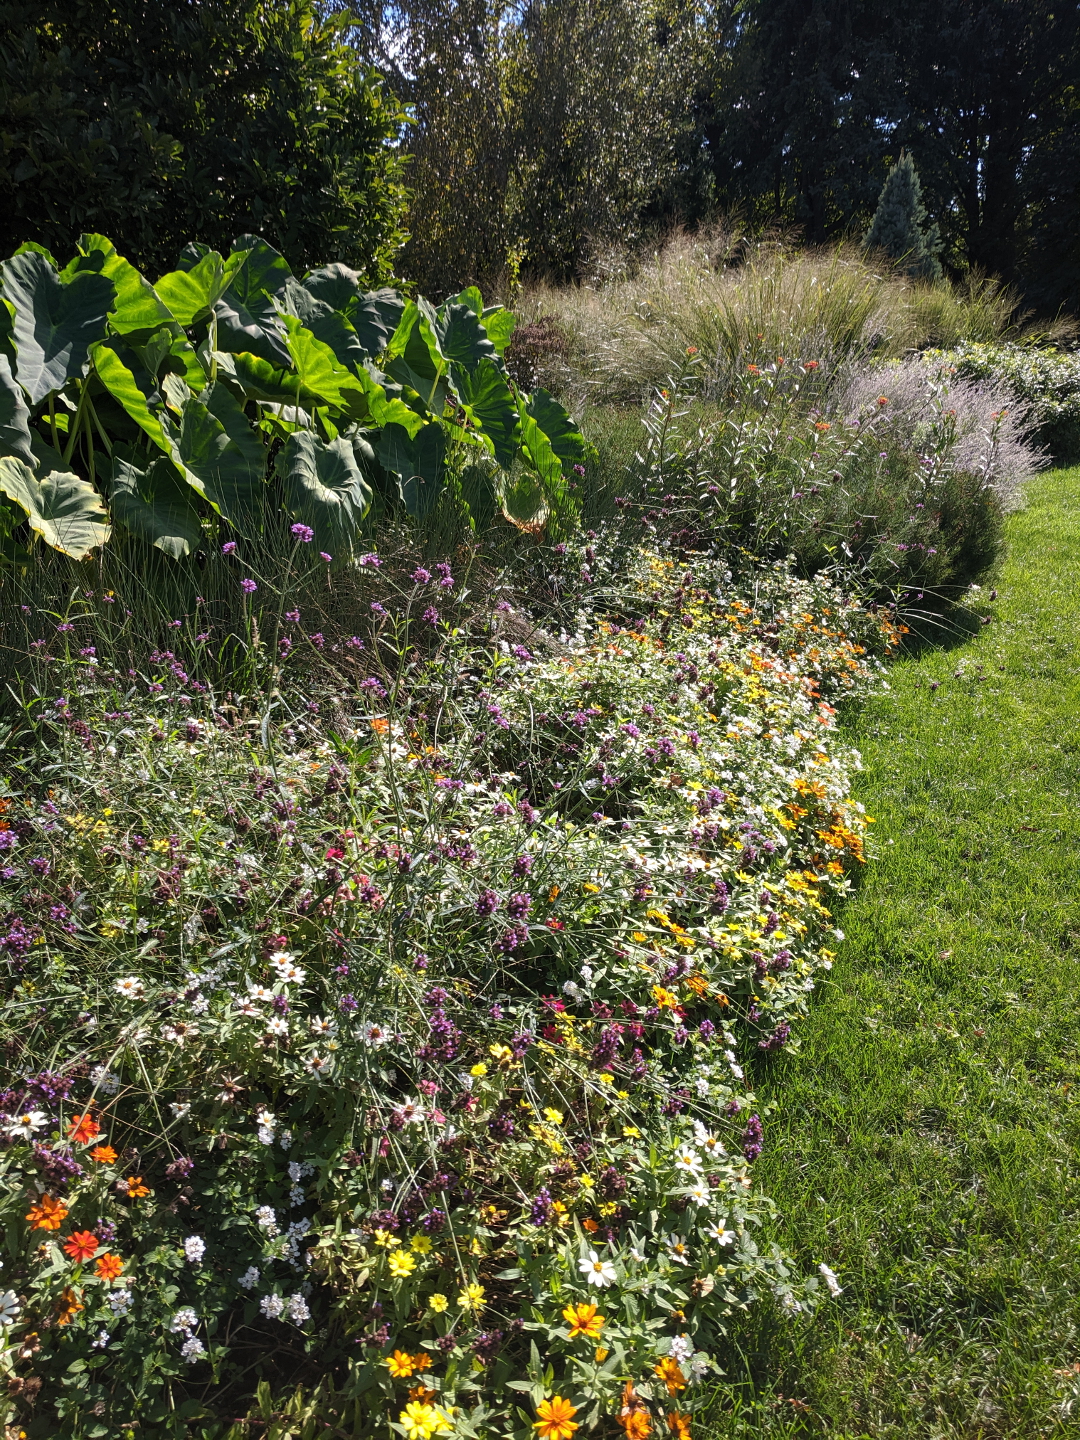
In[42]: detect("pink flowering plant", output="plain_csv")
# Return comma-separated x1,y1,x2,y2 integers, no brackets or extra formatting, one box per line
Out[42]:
0,553,899,1438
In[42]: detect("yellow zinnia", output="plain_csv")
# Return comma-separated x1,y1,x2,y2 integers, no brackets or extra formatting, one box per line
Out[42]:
388,1251,417,1278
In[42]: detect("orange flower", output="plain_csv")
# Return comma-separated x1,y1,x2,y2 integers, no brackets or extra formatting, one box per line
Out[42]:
25,1195,68,1231
124,1176,150,1198
408,1385,436,1404
90,1145,117,1164
56,1288,83,1325
95,1253,124,1281
876,395,890,406
562,1303,604,1341
747,364,760,376
667,1414,692,1440
620,1413,652,1440
582,1218,599,1234
385,1350,417,1379
67,1114,100,1145
534,1397,579,1440
412,1352,432,1372
654,1358,687,1396
814,422,831,432
62,1231,99,1263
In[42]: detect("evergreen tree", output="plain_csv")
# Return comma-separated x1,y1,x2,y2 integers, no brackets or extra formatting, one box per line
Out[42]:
863,152,942,280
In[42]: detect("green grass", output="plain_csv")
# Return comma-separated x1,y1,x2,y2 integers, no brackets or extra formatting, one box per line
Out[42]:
712,466,1080,1439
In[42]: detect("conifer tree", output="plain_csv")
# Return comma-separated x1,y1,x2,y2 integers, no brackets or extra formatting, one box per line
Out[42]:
864,152,943,280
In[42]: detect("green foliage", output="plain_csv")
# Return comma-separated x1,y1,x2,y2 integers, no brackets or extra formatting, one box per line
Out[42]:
925,340,1080,464
347,0,711,292
0,234,589,561
864,154,942,282
0,0,409,281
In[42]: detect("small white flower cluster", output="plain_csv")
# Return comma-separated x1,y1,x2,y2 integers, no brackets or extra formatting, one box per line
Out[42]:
171,1307,204,1363
259,1293,309,1324
90,1065,121,1095
255,1205,278,1235
183,1235,206,1264
238,1266,260,1290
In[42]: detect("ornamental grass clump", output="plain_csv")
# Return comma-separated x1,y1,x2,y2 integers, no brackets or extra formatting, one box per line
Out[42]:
0,554,899,1438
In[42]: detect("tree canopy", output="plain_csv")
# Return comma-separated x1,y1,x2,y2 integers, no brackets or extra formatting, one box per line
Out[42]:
0,0,409,280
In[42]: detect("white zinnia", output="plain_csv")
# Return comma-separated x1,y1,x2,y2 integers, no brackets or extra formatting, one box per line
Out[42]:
577,1249,617,1288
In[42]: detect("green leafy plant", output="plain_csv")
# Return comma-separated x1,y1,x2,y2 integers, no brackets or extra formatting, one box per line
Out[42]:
0,236,589,564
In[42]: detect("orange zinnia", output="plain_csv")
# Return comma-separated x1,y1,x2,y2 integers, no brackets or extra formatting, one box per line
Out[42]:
654,1358,686,1396
90,1145,117,1164
56,1288,83,1325
385,1350,416,1379
95,1253,124,1281
620,1413,651,1440
667,1414,691,1440
26,1195,68,1231
412,1352,432,1372
62,1231,99,1263
534,1397,579,1440
67,1114,100,1145
562,1303,605,1341
124,1176,150,1198
408,1384,436,1404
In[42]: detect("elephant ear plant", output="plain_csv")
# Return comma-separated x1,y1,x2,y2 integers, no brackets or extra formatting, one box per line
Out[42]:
0,235,589,564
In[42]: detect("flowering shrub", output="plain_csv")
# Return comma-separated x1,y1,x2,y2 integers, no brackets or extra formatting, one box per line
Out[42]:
923,341,1080,464
0,555,898,1438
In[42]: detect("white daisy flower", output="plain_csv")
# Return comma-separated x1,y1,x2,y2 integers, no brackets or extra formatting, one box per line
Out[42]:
577,1249,618,1288
359,1021,390,1047
664,1234,691,1265
247,984,274,1002
706,1220,734,1246
673,1146,703,1175
4,1110,48,1139
0,1290,21,1326
255,1109,276,1129
687,1182,710,1208
304,1053,331,1076
265,1016,289,1037
309,1016,337,1036
115,976,145,999
272,958,306,985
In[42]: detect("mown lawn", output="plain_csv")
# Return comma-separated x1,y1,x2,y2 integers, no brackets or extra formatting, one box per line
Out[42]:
713,466,1080,1439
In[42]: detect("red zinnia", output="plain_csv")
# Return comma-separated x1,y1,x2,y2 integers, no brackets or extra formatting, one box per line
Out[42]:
63,1230,99,1263
67,1113,101,1145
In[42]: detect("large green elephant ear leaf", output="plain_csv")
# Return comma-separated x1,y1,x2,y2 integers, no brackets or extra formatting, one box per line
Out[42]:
91,341,171,453
281,315,370,414
383,301,448,413
0,456,110,558
455,359,518,468
155,251,228,327
108,451,203,558
165,381,265,532
347,288,406,359
73,235,174,336
277,430,371,561
281,281,372,378
0,251,116,407
436,302,500,377
214,236,293,368
377,420,447,519
523,389,590,475
481,305,516,356
301,263,361,312
0,354,34,465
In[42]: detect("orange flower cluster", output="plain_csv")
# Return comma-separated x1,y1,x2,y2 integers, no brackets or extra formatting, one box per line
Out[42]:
66,1113,100,1145
384,1350,433,1379
62,1231,99,1263
26,1195,68,1231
